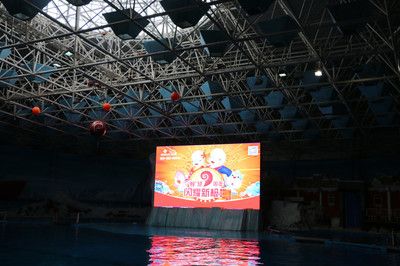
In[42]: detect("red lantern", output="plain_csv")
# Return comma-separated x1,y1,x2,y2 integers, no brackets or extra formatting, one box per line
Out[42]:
32,106,41,116
102,102,111,112
89,120,106,137
171,91,180,101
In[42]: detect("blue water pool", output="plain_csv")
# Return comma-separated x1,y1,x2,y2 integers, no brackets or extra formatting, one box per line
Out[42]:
0,222,399,265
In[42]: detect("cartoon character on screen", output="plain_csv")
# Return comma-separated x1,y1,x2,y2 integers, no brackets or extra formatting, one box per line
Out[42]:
174,171,187,193
208,148,232,178
154,180,173,195
240,181,260,197
224,170,243,195
174,150,206,193
187,150,206,179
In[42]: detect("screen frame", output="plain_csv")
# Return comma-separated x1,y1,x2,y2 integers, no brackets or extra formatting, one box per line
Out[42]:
153,142,261,210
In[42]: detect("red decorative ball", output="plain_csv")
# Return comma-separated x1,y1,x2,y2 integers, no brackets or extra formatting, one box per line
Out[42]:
32,106,41,116
89,120,107,137
171,91,180,101
102,102,111,112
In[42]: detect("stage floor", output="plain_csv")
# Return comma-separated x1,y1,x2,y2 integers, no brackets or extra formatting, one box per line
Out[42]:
0,222,399,265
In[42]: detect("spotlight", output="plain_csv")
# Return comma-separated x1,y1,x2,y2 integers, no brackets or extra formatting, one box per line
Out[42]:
314,70,323,77
64,50,74,57
278,72,287,77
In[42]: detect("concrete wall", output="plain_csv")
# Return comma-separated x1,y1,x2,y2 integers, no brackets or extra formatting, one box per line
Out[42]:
147,207,259,231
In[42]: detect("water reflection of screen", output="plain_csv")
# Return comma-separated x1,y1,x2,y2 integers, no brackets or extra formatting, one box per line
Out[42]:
148,235,261,265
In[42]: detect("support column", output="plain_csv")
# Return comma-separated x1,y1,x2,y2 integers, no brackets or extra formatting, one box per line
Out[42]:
319,189,322,207
387,187,392,222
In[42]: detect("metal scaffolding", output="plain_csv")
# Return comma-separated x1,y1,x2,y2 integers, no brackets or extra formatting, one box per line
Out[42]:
0,0,399,145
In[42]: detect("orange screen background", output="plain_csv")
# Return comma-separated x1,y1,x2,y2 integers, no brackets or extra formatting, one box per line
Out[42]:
154,143,260,210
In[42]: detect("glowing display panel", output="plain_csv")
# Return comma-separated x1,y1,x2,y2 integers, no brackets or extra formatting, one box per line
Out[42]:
154,143,260,210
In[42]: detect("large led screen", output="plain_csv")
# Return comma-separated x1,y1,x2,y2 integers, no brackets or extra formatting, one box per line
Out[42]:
154,143,260,209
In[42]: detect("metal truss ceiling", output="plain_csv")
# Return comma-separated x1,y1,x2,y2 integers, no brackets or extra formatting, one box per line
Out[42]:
0,0,399,145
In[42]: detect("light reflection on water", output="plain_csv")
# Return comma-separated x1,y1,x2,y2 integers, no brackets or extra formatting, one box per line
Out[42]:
148,235,261,265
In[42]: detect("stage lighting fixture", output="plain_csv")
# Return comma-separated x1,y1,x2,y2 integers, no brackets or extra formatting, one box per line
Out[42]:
63,50,74,57
66,0,92,6
314,62,323,77
278,71,287,77
314,70,323,77
103,9,149,40
52,63,61,68
0,0,51,21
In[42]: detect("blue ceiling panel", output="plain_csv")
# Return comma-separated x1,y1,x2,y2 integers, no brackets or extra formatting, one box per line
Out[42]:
264,91,284,108
255,121,272,133
279,105,298,119
202,113,218,125
239,110,256,123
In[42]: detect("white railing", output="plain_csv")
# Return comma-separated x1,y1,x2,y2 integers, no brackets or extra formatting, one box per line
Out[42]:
75,212,80,225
